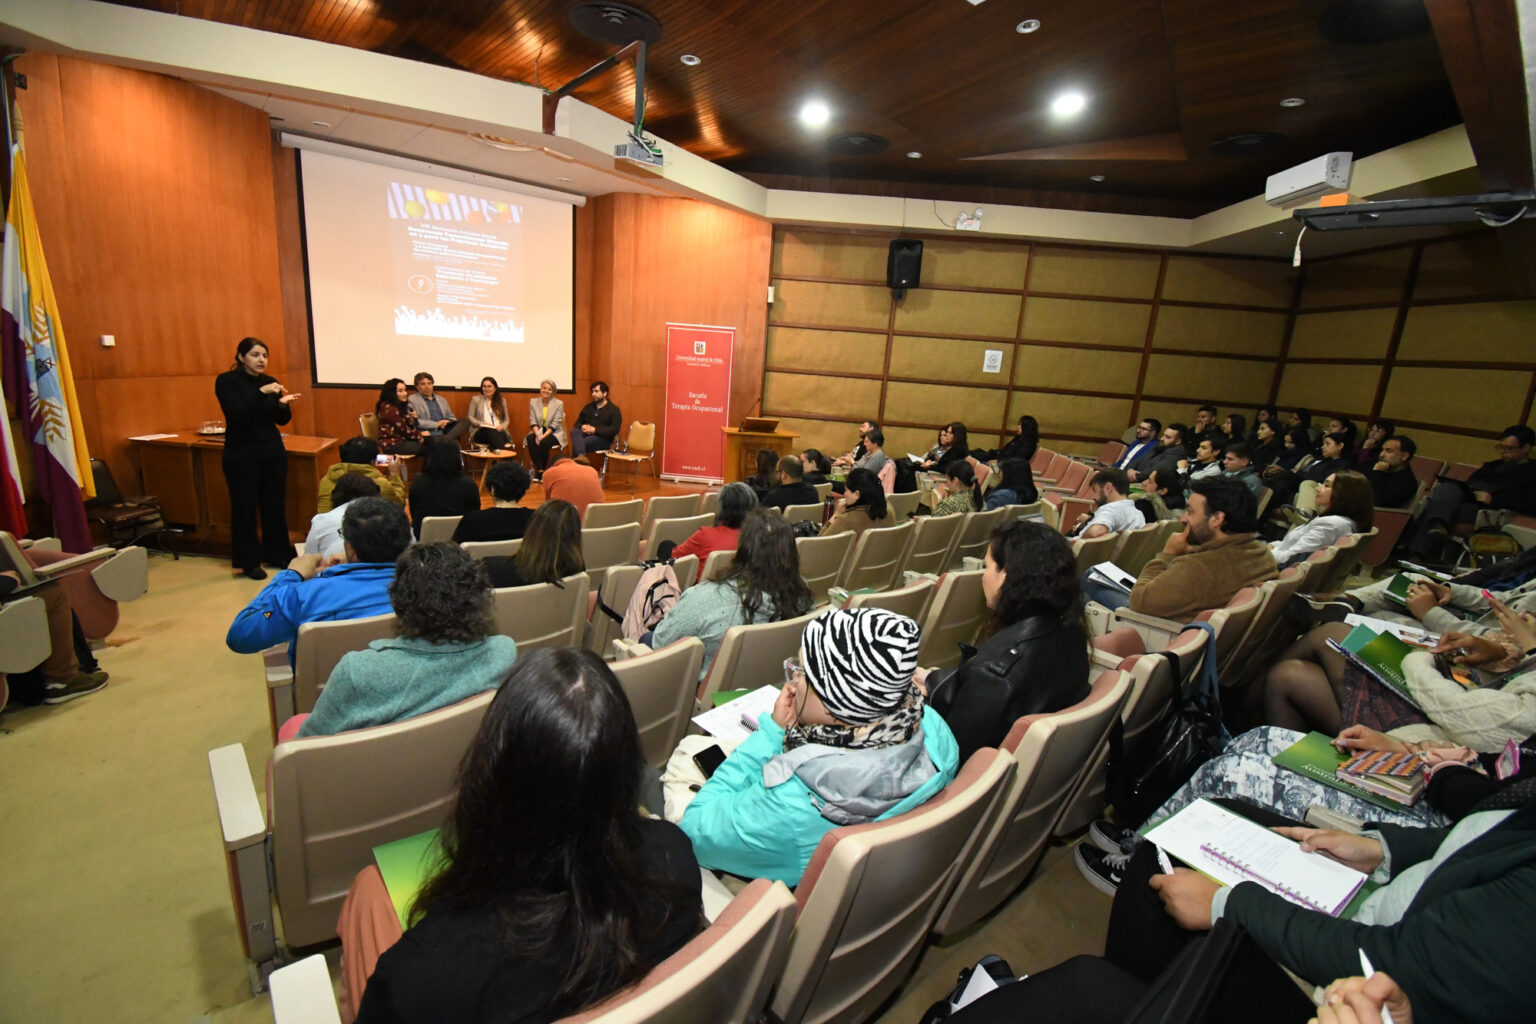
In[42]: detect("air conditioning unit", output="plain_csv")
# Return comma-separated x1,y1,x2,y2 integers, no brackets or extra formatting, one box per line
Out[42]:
1264,152,1352,208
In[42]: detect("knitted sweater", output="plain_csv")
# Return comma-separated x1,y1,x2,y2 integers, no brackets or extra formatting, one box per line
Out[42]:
1129,533,1277,622
1392,650,1536,753
651,580,777,680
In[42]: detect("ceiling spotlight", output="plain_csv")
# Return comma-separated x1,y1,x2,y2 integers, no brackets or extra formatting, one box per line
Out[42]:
680,54,701,66
1016,19,1041,33
1049,91,1086,118
1089,174,1105,182
907,151,922,159
1279,96,1306,108
799,99,831,128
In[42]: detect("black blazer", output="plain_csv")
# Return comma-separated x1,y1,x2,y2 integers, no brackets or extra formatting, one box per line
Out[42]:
925,614,1091,764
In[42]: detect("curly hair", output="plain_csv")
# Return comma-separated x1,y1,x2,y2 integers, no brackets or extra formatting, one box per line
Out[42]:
377,377,408,412
330,472,380,508
986,520,1085,638
390,542,495,643
341,497,414,564
486,460,531,502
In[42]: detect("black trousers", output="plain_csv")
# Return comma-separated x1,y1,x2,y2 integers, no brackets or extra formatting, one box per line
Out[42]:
472,427,510,451
223,446,291,570
526,432,561,470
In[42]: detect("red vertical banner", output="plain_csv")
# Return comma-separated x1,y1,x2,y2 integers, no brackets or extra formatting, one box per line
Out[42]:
662,323,735,482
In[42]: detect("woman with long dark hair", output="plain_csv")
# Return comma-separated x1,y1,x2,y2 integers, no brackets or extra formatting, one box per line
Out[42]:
1271,471,1375,567
820,467,888,538
338,647,702,1022
999,414,1039,464
215,336,299,579
376,378,425,456
652,507,814,678
922,521,1090,762
920,422,970,474
929,460,983,517
984,458,1038,509
481,499,584,589
406,437,480,536
466,376,510,451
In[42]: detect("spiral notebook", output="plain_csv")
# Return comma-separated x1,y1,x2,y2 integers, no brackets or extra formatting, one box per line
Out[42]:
1142,798,1366,916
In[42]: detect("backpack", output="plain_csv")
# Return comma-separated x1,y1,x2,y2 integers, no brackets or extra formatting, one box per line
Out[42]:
1465,526,1521,570
621,562,683,641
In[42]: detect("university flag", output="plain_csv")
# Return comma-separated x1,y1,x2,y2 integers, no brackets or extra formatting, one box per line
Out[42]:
0,144,93,549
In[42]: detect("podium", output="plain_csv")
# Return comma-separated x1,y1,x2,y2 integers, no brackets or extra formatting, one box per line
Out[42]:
721,427,799,483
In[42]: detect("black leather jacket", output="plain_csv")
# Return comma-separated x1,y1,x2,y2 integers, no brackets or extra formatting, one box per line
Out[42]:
925,614,1090,764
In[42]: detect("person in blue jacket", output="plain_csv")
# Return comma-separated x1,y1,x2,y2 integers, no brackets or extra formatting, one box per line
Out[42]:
680,607,959,886
225,496,413,658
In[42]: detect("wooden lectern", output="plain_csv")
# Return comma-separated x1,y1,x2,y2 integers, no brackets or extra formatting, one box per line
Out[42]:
720,426,799,483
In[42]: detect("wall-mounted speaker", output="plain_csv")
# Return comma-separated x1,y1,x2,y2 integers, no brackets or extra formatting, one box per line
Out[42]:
887,238,923,300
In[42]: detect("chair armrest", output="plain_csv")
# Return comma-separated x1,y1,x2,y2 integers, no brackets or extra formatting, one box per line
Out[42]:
0,597,51,673
1110,607,1185,649
89,546,148,602
612,638,649,662
30,547,115,579
21,537,62,552
1090,647,1124,671
269,954,342,1024
208,743,266,851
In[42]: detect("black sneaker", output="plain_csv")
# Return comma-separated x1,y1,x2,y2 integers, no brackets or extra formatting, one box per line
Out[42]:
1075,843,1131,896
241,566,268,581
1286,592,1357,625
43,670,108,705
1087,818,1139,855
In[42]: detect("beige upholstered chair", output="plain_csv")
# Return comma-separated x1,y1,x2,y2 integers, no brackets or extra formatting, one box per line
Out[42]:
699,490,720,516
1320,529,1374,592
417,515,462,543
208,690,494,994
492,574,590,651
896,513,964,577
780,502,824,526
264,612,398,739
585,498,645,529
795,533,853,601
812,482,832,502
1108,521,1164,576
643,513,712,558
884,490,921,520
460,538,521,559
770,749,1016,1024
915,570,987,670
1070,532,1119,575
933,670,1132,935
4,532,148,640
0,596,49,675
845,578,935,622
697,608,822,708
947,508,1005,568
699,548,735,582
609,637,704,767
588,563,643,656
837,520,913,592
1003,500,1057,531
582,522,643,588
602,422,658,492
642,492,702,534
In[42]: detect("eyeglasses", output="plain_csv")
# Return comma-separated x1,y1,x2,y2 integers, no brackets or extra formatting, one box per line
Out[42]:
783,656,806,683
1496,442,1523,453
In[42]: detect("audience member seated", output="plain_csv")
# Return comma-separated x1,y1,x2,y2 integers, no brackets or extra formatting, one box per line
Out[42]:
1071,468,1145,538
1362,434,1419,509
1354,418,1394,469
1246,404,1278,444
799,448,832,488
1405,424,1536,560
759,454,819,510
0,571,107,704
666,481,755,579
307,474,380,561
1266,432,1349,509
539,451,605,518
997,414,1039,464
466,376,511,451
1321,415,1359,456
375,378,425,456
336,647,702,1023
226,497,412,657
1174,435,1224,494
451,462,533,543
1247,419,1280,470
480,500,583,590
820,468,889,539
678,607,958,885
1287,406,1315,442
318,436,406,511
929,460,983,518
1125,423,1186,486
744,448,779,503
570,380,621,461
524,378,567,479
922,521,1090,763
650,507,811,678
919,422,970,474
1270,425,1313,471
408,438,480,537
1271,471,1373,568
1220,413,1247,447
1084,478,1276,619
289,542,516,740
1113,418,1159,471
1219,442,1263,498
406,371,468,443
831,419,876,471
1190,404,1222,445
984,458,1038,509
854,427,895,493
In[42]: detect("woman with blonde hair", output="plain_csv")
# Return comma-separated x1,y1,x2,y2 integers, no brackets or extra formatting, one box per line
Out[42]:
525,378,567,480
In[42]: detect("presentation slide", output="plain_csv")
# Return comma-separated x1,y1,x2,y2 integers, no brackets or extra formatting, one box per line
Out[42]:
298,148,576,391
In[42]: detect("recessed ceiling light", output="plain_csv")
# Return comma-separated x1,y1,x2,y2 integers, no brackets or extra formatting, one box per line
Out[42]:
1279,96,1306,108
310,120,331,128
269,115,285,122
1049,91,1086,118
1089,174,1105,182
557,177,573,182
680,54,701,66
799,99,831,128
907,151,922,159
1016,19,1041,34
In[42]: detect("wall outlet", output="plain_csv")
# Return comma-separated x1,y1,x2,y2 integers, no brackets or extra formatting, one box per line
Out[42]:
100,334,115,347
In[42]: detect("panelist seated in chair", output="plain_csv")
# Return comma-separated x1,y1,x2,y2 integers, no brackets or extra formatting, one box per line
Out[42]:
678,607,959,886
406,371,468,443
226,497,413,659
570,380,621,460
282,542,516,740
336,647,702,1023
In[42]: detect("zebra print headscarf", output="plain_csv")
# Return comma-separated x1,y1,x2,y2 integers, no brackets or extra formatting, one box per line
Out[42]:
801,608,920,725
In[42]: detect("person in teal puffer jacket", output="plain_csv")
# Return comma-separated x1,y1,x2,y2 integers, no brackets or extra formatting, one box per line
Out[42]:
680,607,959,886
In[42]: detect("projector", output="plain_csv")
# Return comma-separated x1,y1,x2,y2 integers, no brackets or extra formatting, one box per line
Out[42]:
614,135,663,169
1265,152,1352,208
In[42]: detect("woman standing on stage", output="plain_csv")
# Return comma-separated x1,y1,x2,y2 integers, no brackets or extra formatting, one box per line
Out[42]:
215,336,299,580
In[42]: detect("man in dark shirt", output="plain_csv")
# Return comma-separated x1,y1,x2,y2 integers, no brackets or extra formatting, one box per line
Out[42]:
570,380,622,460
1364,435,1420,509
1407,424,1536,556
760,454,820,510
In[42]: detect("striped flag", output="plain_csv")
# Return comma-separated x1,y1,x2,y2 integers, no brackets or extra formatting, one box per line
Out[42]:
0,144,93,549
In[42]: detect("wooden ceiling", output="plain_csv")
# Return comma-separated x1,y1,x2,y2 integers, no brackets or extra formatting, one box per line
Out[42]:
97,0,1491,217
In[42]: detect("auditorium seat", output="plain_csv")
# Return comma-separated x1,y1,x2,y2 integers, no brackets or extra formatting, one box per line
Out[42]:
895,512,965,577
608,636,704,768
264,611,397,741
947,508,1005,568
838,520,913,592
584,498,645,529
491,573,589,652
844,577,935,622
416,515,462,543
695,608,821,709
915,569,987,670
795,533,854,601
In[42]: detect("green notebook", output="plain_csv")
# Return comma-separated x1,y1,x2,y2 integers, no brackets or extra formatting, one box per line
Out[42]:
1335,624,1420,706
373,828,447,929
1271,731,1414,814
